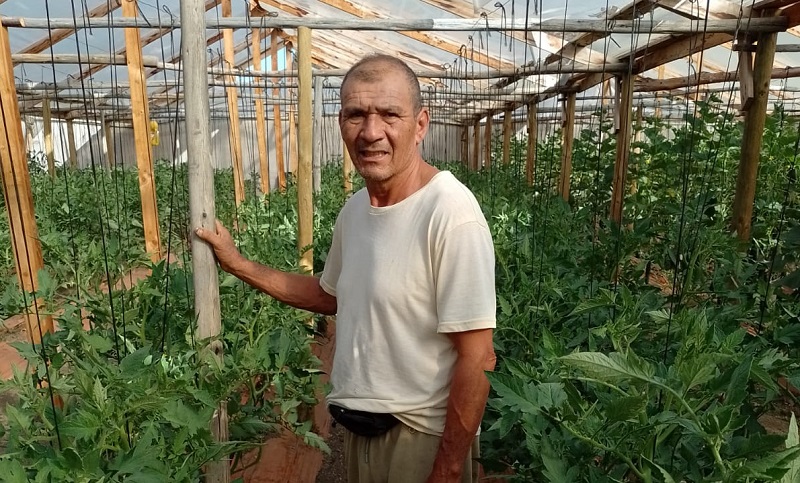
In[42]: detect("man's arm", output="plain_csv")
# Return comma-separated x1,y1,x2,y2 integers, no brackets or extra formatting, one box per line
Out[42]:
195,220,337,315
427,328,496,483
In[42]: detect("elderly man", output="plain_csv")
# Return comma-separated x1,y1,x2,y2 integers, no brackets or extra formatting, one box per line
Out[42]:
196,54,496,483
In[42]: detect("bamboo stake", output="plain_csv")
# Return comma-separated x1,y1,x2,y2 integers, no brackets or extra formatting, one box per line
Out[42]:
297,27,313,274
460,125,468,166
0,25,52,342
343,143,353,195
286,44,299,177
181,0,229,479
312,75,323,193
253,28,270,195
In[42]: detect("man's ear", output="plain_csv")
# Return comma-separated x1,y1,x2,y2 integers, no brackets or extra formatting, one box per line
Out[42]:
415,107,430,145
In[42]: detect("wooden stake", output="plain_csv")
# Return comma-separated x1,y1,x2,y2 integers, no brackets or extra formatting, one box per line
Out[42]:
222,0,245,206
460,125,468,166
732,30,778,242
502,107,512,166
181,1,228,480
526,102,537,186
472,118,480,170
558,93,576,202
297,27,313,274
42,99,55,176
343,142,353,195
66,119,77,169
272,29,287,192
483,112,493,170
312,75,323,193
610,73,634,224
253,28,270,195
103,119,117,170
0,25,52,341
286,44,299,177
123,0,161,260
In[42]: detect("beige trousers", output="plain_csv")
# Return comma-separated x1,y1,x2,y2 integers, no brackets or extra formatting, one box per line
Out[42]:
343,422,480,483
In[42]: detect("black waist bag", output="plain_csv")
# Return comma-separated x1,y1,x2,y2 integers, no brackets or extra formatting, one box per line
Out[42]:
329,404,400,437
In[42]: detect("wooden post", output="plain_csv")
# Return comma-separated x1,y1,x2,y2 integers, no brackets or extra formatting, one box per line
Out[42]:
297,27,313,274
558,93,576,202
66,119,77,169
0,25,53,342
502,107,512,166
222,0,245,206
610,73,634,224
732,30,778,242
271,29,287,192
181,1,229,481
631,104,643,196
343,143,353,195
655,65,665,118
103,119,117,170
42,99,55,176
286,44,299,177
253,27,270,196
472,118,480,170
460,125,468,166
24,119,35,154
526,102,537,186
123,0,161,260
738,47,755,111
483,112,493,170
312,75,323,193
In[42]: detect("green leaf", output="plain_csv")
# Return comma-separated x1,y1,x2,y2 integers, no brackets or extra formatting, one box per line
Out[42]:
604,394,647,422
489,377,539,414
781,413,800,483
725,355,752,406
0,458,29,483
535,383,567,411
497,294,512,317
560,351,657,384
61,447,84,471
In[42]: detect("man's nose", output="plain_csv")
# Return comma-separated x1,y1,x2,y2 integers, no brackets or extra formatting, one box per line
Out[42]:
359,114,384,141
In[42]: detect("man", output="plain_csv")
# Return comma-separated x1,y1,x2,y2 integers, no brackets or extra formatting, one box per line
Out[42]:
196,54,496,483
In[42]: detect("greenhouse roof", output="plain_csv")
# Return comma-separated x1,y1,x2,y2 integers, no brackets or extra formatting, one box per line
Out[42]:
2,0,800,124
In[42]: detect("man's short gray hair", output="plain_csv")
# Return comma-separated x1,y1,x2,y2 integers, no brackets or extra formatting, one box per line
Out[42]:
341,54,422,114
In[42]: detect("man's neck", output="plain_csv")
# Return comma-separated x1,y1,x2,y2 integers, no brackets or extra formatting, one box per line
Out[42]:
367,162,439,207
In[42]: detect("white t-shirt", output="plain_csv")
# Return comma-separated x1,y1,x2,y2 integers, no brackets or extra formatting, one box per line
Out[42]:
320,171,496,436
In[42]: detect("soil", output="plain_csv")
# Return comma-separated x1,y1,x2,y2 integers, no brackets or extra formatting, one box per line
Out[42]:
317,422,347,483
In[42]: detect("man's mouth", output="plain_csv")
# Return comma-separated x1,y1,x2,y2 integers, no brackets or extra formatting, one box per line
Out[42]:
359,150,389,161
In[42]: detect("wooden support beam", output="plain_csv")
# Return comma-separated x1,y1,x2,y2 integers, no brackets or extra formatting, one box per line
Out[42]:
471,118,480,171
123,0,161,261
253,28,270,195
42,99,55,176
272,29,287,192
66,119,77,169
502,107,513,166
286,45,299,177
732,29,779,242
635,64,800,91
0,25,52,342
610,74,634,224
558,93,576,202
222,0,245,206
343,142,353,195
14,0,122,61
312,75,323,193
297,27,313,274
483,113,493,170
526,103,537,186
180,1,228,481
314,0,516,71
738,48,755,111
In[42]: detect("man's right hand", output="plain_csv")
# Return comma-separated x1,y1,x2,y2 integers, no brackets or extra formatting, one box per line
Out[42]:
195,219,245,274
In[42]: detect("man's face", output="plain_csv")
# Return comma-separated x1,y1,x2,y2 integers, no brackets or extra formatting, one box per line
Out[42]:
338,67,429,184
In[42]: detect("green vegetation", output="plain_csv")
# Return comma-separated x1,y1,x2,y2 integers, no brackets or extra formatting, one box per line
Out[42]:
0,98,798,481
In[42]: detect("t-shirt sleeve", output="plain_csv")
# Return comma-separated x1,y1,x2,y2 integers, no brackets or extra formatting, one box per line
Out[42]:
434,221,497,333
320,217,343,297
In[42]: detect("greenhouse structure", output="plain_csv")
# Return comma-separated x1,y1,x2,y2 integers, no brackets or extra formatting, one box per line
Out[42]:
0,0,799,481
